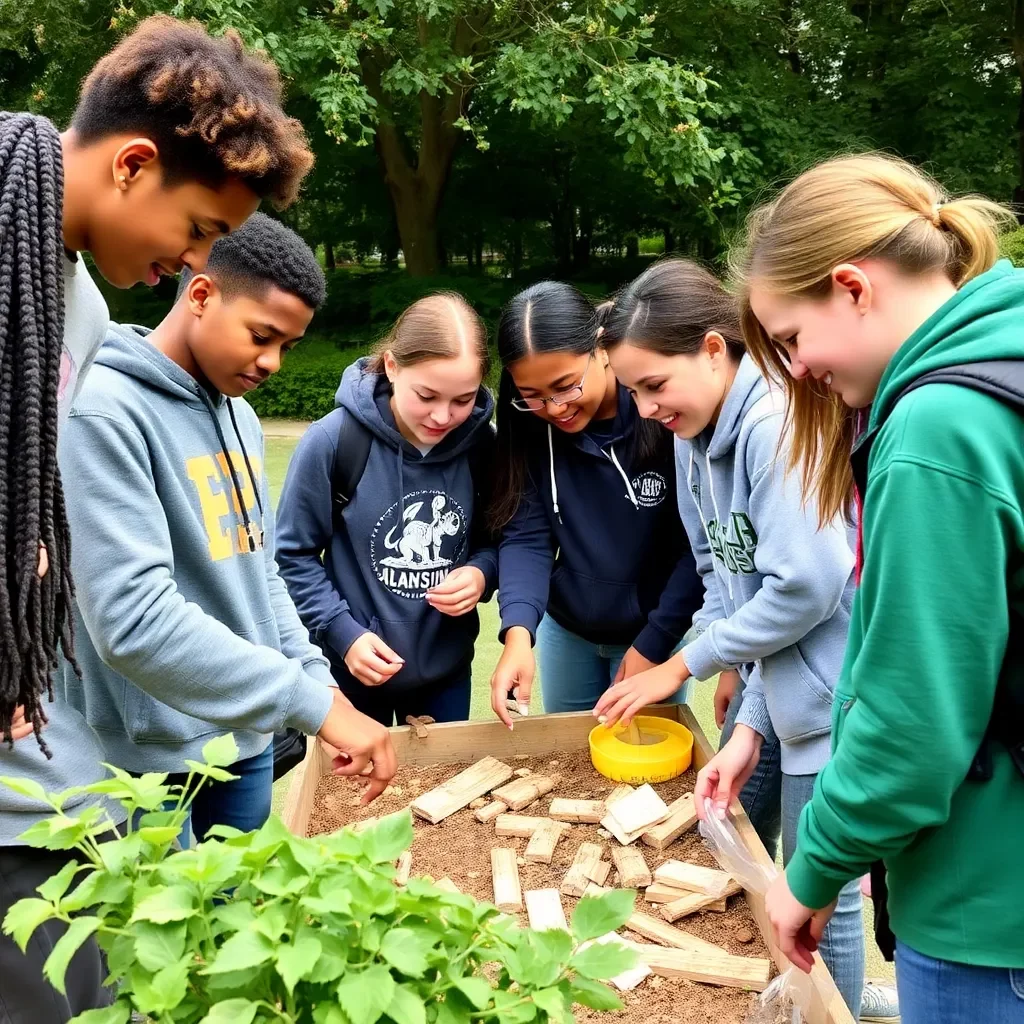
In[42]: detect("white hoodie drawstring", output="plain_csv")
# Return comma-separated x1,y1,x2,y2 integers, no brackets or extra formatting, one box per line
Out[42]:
547,424,562,524
687,448,734,601
607,444,639,508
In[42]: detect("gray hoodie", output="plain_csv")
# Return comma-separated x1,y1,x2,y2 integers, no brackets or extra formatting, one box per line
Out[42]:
679,356,855,775
56,324,335,773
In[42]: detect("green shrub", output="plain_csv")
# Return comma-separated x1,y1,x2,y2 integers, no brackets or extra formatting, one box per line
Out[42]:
999,225,1024,267
1,735,637,1024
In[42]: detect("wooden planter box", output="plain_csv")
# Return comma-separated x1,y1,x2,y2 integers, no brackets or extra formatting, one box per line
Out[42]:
284,703,854,1024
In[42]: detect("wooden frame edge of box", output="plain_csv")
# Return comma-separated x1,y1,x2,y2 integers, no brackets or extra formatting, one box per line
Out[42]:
282,703,854,1024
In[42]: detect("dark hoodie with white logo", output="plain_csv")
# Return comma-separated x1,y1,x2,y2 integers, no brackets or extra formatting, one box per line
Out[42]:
277,358,497,691
497,385,702,659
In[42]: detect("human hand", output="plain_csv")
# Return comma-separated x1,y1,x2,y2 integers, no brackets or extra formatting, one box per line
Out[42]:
714,669,741,729
490,627,534,730
426,566,486,617
694,725,762,819
765,871,835,974
593,652,691,728
612,646,658,685
9,705,37,742
38,541,48,579
317,690,397,804
344,632,404,686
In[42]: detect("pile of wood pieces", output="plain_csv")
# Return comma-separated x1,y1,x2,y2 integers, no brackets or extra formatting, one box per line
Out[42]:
394,756,772,994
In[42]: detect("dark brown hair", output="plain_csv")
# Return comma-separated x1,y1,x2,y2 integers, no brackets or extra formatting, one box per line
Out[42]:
72,15,313,208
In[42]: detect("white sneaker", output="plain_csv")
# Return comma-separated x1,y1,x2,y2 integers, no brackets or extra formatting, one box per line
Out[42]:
860,981,900,1023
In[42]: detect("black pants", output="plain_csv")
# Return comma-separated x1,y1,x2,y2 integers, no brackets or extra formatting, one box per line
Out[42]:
0,845,112,1023
342,666,472,727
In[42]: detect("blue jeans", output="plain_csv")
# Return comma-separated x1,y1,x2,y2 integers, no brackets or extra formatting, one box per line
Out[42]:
535,614,691,713
895,940,1024,1024
342,667,472,726
165,741,274,846
720,677,783,861
783,772,865,1019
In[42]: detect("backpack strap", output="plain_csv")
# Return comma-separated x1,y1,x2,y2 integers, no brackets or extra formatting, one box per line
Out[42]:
331,410,373,533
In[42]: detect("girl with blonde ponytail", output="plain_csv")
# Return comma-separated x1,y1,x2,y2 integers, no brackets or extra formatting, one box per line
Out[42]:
737,153,1024,1024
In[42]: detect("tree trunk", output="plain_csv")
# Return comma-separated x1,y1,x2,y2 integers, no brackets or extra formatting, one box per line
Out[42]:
324,242,336,271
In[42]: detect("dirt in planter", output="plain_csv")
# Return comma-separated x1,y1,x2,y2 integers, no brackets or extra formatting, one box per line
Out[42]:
307,749,775,1024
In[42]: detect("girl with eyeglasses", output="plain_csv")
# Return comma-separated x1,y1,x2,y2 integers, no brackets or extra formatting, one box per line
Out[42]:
488,281,703,727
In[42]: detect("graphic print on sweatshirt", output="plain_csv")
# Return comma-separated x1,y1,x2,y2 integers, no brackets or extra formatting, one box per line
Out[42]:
370,489,469,598
631,470,668,508
186,450,264,561
691,480,759,574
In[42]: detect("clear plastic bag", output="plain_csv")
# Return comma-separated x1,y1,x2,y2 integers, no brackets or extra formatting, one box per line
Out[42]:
742,968,813,1024
697,797,776,895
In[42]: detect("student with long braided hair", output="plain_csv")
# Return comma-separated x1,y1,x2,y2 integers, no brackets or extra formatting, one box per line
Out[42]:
0,16,318,1022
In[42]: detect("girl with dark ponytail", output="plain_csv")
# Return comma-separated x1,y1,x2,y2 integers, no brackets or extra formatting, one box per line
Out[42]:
489,281,703,726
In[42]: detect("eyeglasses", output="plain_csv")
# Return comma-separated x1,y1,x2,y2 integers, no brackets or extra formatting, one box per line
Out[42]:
511,352,594,412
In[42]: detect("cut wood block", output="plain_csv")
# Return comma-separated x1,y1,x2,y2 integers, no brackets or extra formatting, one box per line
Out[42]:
644,881,691,904
583,882,612,897
653,860,734,897
394,851,412,886
584,859,612,886
658,882,741,922
600,784,646,844
494,814,550,838
469,797,488,810
606,784,671,836
434,877,461,894
524,820,568,864
549,798,606,823
606,784,635,808
513,767,533,777
474,799,508,824
525,888,568,932
492,773,561,811
411,756,514,824
641,793,697,851
611,845,652,888
561,842,605,897
632,943,772,991
491,848,523,912
626,912,726,956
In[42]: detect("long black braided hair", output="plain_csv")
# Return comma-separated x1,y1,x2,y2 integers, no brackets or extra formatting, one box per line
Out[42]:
0,111,78,754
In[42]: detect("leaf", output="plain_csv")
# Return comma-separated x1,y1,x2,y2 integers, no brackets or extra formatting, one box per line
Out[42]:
529,927,572,967
387,984,427,1024
359,810,413,863
61,870,130,913
43,916,101,995
570,890,634,943
138,825,182,845
380,926,432,977
17,815,89,850
2,897,56,951
569,941,637,981
130,885,197,925
336,964,396,1024
183,760,238,783
0,775,49,803
276,934,322,994
452,977,492,1010
37,861,84,903
531,986,569,1021
199,928,276,975
313,1007,348,1024
68,1002,132,1024
568,976,622,1011
136,958,190,1013
201,733,240,767
492,989,537,1023
199,999,260,1024
134,921,187,972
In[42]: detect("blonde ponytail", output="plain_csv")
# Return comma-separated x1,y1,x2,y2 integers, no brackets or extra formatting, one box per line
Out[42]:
734,153,1016,526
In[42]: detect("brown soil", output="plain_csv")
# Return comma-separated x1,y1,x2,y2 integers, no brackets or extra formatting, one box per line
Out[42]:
308,750,772,1024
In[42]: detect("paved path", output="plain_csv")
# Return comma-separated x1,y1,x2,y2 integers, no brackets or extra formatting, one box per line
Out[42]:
262,418,311,438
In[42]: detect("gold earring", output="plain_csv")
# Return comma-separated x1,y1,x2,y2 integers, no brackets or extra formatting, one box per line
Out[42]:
118,174,128,191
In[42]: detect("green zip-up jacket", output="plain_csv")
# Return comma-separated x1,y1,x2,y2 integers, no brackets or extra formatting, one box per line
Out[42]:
787,260,1024,968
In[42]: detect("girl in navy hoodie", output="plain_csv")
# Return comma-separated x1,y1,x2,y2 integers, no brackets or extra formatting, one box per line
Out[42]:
489,282,702,727
277,293,497,725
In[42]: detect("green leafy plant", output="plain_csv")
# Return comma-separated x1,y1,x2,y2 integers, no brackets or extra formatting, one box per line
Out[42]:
1,736,637,1024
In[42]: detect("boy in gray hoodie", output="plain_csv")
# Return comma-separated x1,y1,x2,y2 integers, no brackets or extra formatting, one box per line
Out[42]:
57,215,395,843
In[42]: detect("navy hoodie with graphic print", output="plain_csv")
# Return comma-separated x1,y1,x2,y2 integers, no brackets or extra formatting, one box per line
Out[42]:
277,358,497,690
498,385,702,659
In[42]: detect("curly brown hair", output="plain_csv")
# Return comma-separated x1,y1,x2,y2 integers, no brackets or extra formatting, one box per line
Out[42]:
71,15,313,208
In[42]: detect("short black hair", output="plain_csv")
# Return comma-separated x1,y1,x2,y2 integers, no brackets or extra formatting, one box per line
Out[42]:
71,15,313,208
179,213,326,309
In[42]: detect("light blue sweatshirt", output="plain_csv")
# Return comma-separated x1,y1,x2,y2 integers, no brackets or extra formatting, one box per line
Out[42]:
678,356,855,775
57,324,336,773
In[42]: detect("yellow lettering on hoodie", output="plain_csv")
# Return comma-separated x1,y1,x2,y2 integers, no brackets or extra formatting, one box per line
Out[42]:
186,451,264,561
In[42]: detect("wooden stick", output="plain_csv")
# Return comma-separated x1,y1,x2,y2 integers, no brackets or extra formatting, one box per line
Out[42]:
626,912,726,956
561,842,605,897
584,859,612,886
644,881,693,904
525,889,568,932
548,798,606,823
411,756,514,824
605,784,671,836
434,877,461,894
641,793,697,851
653,860,734,897
491,773,561,812
632,943,772,991
494,814,550,838
394,851,412,886
473,799,508,824
610,845,652,888
524,820,567,864
491,848,523,912
600,784,641,844
659,882,741,922
583,882,612,897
